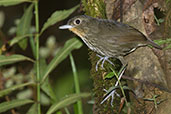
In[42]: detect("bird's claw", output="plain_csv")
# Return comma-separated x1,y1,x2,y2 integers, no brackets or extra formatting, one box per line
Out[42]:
101,89,120,106
100,66,126,106
95,55,104,71
96,54,115,71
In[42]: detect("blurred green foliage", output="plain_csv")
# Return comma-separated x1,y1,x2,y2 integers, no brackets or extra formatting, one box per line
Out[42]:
0,1,91,114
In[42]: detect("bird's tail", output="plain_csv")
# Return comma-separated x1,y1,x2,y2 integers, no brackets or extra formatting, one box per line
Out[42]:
147,38,162,50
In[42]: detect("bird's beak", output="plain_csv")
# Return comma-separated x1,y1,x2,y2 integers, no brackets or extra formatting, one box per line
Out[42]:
59,25,73,29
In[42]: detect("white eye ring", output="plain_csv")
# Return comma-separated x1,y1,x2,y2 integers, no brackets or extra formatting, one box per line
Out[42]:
74,18,81,25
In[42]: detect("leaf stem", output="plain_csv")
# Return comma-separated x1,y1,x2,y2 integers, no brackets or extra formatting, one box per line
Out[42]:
34,1,41,114
69,53,83,114
111,66,128,106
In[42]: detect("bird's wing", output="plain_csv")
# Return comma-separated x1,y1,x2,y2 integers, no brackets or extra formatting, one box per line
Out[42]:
98,27,147,45
97,20,148,44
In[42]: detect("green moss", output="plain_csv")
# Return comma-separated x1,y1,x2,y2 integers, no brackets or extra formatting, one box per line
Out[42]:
88,50,123,113
81,0,106,18
81,0,126,113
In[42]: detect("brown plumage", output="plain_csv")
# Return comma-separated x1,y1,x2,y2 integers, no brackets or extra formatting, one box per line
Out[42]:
59,15,162,66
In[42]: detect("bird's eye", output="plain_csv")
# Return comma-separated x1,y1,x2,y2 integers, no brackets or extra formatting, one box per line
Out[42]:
74,18,81,25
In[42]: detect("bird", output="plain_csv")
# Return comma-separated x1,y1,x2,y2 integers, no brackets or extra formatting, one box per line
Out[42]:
59,15,163,105
59,15,162,70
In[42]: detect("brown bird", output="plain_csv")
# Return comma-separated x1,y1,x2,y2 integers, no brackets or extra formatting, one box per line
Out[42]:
59,15,162,70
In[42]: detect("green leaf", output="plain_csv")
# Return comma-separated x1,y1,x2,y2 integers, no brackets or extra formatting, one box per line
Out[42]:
154,38,171,45
104,72,114,79
105,86,120,95
9,34,33,46
40,5,79,34
26,103,37,114
69,54,83,114
165,44,171,49
158,18,164,23
154,38,171,50
166,0,171,4
0,99,33,113
0,0,32,6
41,38,82,83
0,82,34,98
46,93,90,114
40,59,57,101
0,54,34,66
122,86,134,93
16,4,33,50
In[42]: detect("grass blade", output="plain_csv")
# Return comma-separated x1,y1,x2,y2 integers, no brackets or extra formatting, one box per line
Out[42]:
0,54,34,66
40,59,57,101
0,82,34,98
46,93,90,114
16,4,33,50
41,38,82,83
69,54,83,114
26,103,37,114
0,99,33,113
0,0,32,6
9,34,33,46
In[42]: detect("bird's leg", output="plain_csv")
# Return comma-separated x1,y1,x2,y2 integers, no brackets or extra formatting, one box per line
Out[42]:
101,88,120,106
96,54,115,71
118,56,127,67
95,54,104,71
101,64,127,106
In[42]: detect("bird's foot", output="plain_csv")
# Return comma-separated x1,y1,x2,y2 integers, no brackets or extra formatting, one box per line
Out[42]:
101,88,120,106
96,54,115,71
101,65,126,106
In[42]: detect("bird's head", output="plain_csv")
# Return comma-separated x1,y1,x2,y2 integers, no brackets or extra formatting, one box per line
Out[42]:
59,15,97,38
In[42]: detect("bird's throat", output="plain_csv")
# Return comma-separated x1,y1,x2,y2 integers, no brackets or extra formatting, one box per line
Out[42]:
69,28,86,39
